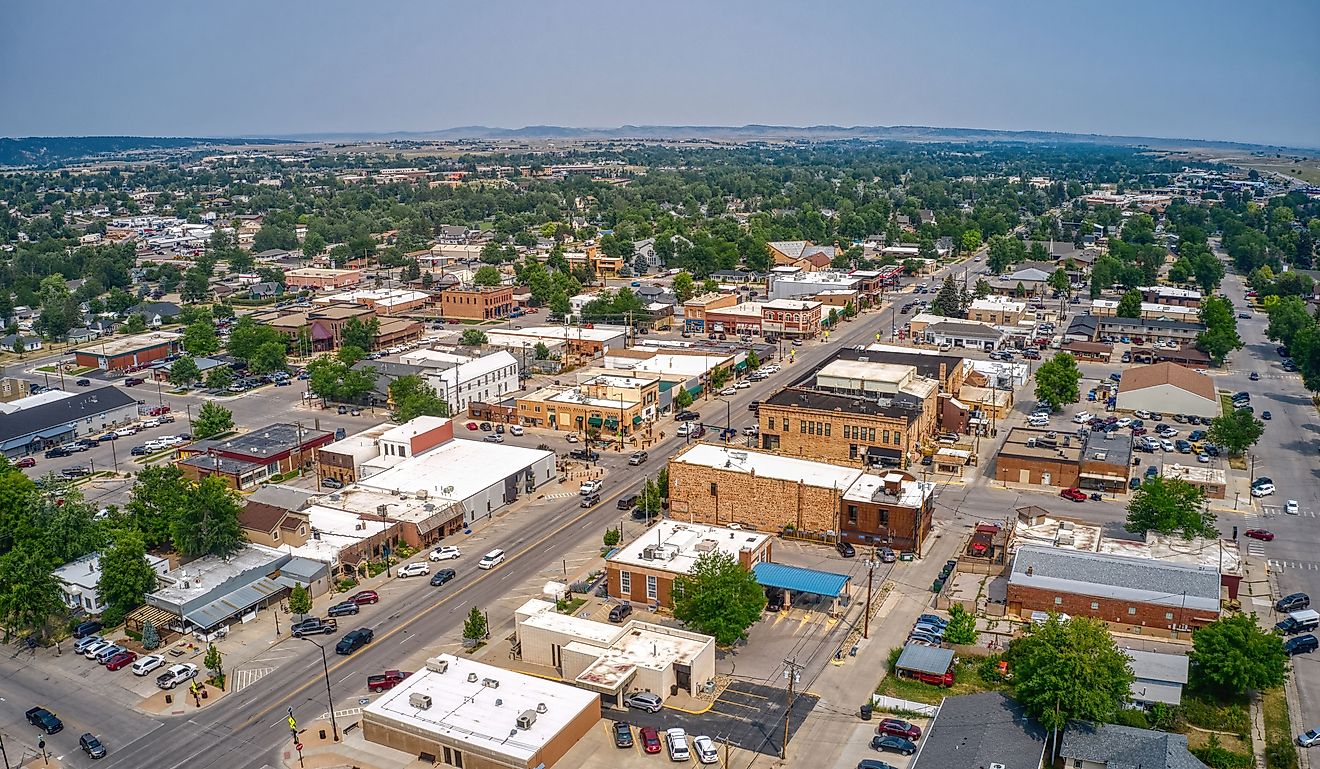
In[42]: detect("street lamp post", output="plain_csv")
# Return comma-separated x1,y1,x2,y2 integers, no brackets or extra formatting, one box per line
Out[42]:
296,637,341,742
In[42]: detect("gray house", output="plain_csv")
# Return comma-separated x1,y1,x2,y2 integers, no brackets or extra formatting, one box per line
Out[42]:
912,692,1046,769
1060,722,1207,769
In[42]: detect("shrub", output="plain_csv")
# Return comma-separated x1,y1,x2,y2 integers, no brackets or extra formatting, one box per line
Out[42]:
142,621,161,650
336,577,359,592
1267,740,1299,769
1193,734,1255,769
1110,708,1150,729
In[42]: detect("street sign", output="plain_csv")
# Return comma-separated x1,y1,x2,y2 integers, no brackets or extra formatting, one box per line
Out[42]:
287,715,298,731
295,742,303,752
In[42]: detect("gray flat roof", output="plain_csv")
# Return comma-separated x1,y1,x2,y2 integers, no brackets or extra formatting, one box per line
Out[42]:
1009,545,1220,612
895,643,955,675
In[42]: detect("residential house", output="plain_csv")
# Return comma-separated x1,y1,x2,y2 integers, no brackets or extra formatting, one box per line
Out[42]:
1059,722,1208,769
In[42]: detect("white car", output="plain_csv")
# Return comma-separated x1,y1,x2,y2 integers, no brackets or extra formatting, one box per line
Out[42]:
1298,728,1320,748
1251,483,1276,498
132,654,166,676
115,427,138,437
509,425,524,436
144,439,168,452
666,728,691,762
719,387,737,396
1160,440,1175,452
579,480,602,496
397,562,430,578
1115,418,1132,428
156,662,198,689
1286,500,1300,514
735,381,751,389
1073,412,1093,424
429,546,461,561
1134,410,1152,419
141,418,162,428
1197,453,1210,463
692,735,719,764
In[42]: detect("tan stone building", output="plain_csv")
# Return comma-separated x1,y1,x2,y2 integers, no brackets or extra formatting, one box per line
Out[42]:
516,373,659,438
758,388,924,469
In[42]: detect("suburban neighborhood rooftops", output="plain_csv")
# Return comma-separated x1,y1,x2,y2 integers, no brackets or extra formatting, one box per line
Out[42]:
672,444,862,490
363,654,599,765
1008,544,1221,612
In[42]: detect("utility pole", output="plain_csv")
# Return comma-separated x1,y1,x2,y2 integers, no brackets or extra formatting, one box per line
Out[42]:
781,658,804,760
863,554,877,639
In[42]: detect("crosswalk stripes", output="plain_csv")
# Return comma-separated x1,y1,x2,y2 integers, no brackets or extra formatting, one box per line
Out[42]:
231,666,274,692
319,707,362,721
539,492,575,501
1246,543,1266,557
1269,560,1320,571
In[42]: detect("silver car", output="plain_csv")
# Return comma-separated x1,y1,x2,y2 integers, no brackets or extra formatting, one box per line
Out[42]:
94,644,125,664
82,639,113,659
73,635,103,655
623,691,663,713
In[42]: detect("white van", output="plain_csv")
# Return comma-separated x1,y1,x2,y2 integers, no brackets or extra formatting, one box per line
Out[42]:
1072,411,1093,424
478,549,506,570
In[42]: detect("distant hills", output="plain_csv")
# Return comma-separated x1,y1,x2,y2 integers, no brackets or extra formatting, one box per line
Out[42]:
0,125,1306,168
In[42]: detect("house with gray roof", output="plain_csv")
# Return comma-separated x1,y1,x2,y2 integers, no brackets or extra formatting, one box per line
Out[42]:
1124,648,1189,707
912,692,1046,769
1060,722,1207,769
1007,544,1222,629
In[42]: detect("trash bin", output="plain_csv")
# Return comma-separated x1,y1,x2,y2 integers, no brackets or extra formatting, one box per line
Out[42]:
671,684,679,697
932,578,944,593
860,703,873,720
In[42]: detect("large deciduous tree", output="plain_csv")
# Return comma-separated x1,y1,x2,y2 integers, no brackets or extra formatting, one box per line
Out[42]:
170,476,244,558
1206,409,1265,457
126,464,189,548
1033,353,1081,411
1196,296,1243,366
1189,614,1287,696
193,402,234,439
1115,289,1143,319
1007,615,1134,732
96,529,158,626
389,375,449,423
1125,476,1215,539
672,551,766,645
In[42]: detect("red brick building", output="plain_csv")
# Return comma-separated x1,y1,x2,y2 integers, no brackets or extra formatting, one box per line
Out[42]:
440,285,514,320
73,331,181,372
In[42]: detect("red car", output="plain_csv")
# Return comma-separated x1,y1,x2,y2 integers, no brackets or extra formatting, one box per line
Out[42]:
465,422,479,430
877,718,922,741
1059,487,1087,502
640,726,662,754
349,590,379,605
15,457,36,468
105,650,137,671
367,670,412,692
1245,529,1275,542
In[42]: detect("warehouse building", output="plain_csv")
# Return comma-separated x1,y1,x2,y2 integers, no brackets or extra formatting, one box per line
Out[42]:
72,331,181,372
0,386,139,457
362,654,599,769
1115,362,1220,419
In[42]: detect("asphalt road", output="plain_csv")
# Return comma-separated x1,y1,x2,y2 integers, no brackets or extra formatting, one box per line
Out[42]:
0,255,988,769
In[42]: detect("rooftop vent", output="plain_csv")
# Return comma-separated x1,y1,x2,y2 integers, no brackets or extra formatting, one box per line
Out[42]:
409,693,432,710
482,677,500,689
468,672,479,683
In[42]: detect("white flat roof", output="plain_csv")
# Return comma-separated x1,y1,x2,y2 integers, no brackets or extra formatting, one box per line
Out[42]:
76,331,180,357
363,654,598,764
817,358,912,384
674,444,862,490
631,353,727,378
381,415,450,445
764,298,822,310
150,544,285,604
400,348,472,367
486,325,625,343
319,288,428,306
609,520,770,575
842,473,934,507
320,422,394,458
358,438,552,503
544,387,640,409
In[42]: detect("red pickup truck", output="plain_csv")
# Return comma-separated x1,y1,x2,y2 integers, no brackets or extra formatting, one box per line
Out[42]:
367,670,412,692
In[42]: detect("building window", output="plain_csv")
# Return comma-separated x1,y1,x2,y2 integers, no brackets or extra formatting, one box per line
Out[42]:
1128,607,1137,615
883,430,890,444
847,505,858,524
868,428,876,442
1091,602,1099,610
782,417,789,431
800,420,806,434
646,575,658,601
1165,612,1174,620
1054,597,1063,605
620,570,631,594
879,510,888,526
824,423,831,437
710,483,718,497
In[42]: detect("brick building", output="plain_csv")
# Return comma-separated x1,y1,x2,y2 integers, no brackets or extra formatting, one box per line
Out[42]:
177,423,335,490
839,470,935,551
1007,545,1221,630
605,520,773,607
284,268,362,291
995,427,1132,494
73,331,181,372
668,444,861,535
757,388,924,469
760,298,822,338
439,284,514,320
682,292,739,333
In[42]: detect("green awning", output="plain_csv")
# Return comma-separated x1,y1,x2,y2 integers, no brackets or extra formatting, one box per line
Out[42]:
587,416,603,427
604,418,619,428
687,384,703,396
632,415,643,425
735,360,748,370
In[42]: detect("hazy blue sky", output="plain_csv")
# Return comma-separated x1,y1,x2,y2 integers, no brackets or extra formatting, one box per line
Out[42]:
3,0,1317,147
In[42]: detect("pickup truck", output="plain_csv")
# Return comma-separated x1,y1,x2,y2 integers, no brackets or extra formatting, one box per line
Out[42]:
291,617,338,637
26,706,64,734
367,670,412,692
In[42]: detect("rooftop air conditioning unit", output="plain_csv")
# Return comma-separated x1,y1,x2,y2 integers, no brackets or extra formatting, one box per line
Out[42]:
516,710,537,730
642,546,658,561
482,678,500,689
416,490,428,500
432,658,449,674
409,693,432,710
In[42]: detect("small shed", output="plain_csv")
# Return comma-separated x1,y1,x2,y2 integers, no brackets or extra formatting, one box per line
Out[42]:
895,642,955,681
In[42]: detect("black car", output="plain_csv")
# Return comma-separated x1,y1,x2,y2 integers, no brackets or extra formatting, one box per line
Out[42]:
1278,593,1311,613
612,720,634,748
80,732,107,759
26,707,63,734
44,447,72,458
430,569,456,587
73,620,103,638
608,604,633,623
617,494,639,510
632,506,659,521
326,601,360,617
130,445,149,456
76,378,91,387
765,588,785,612
870,735,916,755
568,448,600,462
836,541,856,558
337,405,348,415
675,411,700,422
1286,635,1319,656
336,628,373,655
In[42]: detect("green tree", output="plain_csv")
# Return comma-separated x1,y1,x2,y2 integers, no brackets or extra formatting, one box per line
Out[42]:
459,329,489,346
171,476,244,557
943,604,978,645
674,387,694,409
1115,289,1143,318
35,274,77,340
123,313,147,334
204,366,233,391
960,229,983,255
533,342,551,360
227,316,283,361
473,266,502,286
672,271,697,304
930,275,962,317
96,528,158,625
1195,296,1243,366
339,316,380,353
602,528,621,548
0,547,63,639
745,350,761,369
1048,268,1071,295
169,356,201,386
1007,615,1134,732
973,278,992,298
193,402,234,439
141,620,161,650
463,606,488,641
638,477,662,516
182,320,219,357
301,231,326,257
657,467,670,499
248,341,287,374
673,551,766,645
1294,323,1320,394
306,354,376,404
1033,353,1082,411
1206,409,1265,457
337,344,365,366
126,464,189,548
1189,614,1287,696
288,582,312,618
1265,296,1314,348
204,642,224,688
987,235,1025,273
709,366,730,391
389,375,449,422
1126,476,1215,539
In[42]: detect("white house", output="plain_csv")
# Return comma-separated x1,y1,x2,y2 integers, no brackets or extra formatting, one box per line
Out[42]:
424,350,520,413
54,552,171,614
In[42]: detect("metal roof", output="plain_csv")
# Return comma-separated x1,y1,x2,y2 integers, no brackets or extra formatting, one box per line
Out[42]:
752,562,850,598
895,643,955,675
1008,545,1220,612
0,386,136,444
183,577,285,630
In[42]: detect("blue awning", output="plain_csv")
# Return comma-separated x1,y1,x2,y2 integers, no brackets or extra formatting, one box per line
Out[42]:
35,426,72,439
753,562,851,598
0,435,32,451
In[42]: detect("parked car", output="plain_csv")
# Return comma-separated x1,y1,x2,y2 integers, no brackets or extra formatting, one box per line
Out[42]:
836,541,856,558
14,456,36,468
1251,483,1276,498
397,562,429,578
156,663,199,689
624,691,663,713
1059,487,1087,502
613,721,634,749
335,628,374,655
349,590,379,605
25,707,63,734
876,718,922,741
430,568,457,587
82,639,113,659
1278,593,1311,612
366,670,411,692
609,604,633,623
1298,728,1320,748
617,493,639,510
871,735,917,755
327,601,361,617
666,728,691,762
628,451,648,466
80,732,107,759
693,734,719,764
429,546,461,561
321,477,344,489
291,617,339,637
105,650,138,671
132,654,166,676
879,548,897,563
640,726,663,754
1286,635,1319,656
73,619,103,638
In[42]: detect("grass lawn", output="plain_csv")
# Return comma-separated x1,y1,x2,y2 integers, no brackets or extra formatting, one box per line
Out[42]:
1185,728,1252,755
1263,686,1292,748
1182,690,1251,736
